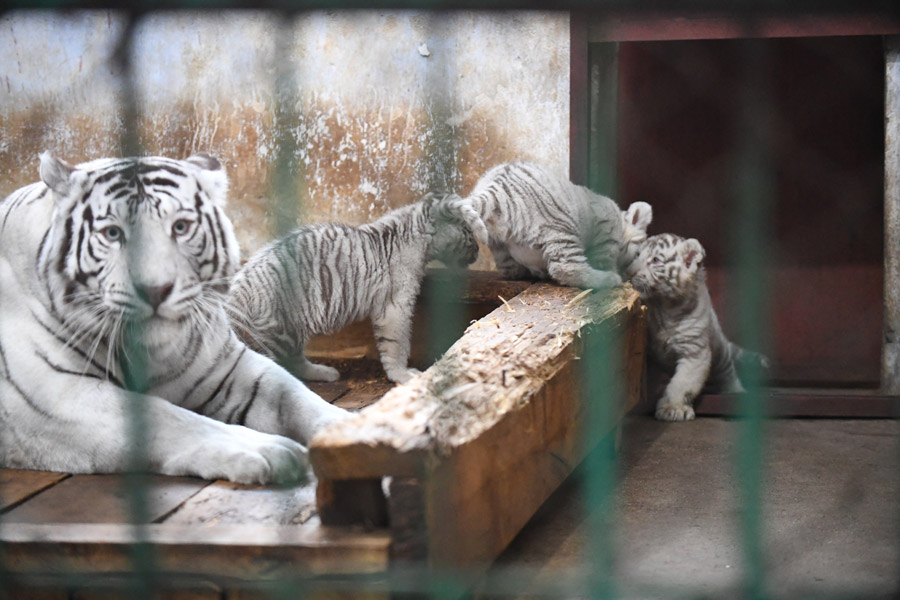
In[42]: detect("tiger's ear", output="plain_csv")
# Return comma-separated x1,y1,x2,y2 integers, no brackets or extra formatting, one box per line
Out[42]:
39,152,76,197
682,238,706,270
625,201,653,232
186,153,229,207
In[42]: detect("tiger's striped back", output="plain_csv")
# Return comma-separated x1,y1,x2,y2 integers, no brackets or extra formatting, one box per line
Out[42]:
226,193,481,384
460,162,651,290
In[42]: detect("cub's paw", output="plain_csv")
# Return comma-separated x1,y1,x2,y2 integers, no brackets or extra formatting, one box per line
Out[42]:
588,270,623,290
296,362,340,382
387,367,422,384
655,402,696,422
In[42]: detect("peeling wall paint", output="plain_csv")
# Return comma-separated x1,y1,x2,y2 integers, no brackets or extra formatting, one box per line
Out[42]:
1,11,570,261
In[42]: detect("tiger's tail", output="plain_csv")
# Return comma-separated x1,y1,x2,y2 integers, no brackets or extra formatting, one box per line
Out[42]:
440,193,488,245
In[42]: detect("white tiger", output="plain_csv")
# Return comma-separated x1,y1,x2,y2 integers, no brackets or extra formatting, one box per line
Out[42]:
451,162,653,289
0,152,347,484
627,233,770,422
226,193,487,384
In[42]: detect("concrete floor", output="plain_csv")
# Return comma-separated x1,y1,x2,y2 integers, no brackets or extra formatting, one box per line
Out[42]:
483,416,900,599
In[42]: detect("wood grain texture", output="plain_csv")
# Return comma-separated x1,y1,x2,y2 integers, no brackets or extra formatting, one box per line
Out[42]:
310,283,646,569
1,474,209,525
162,480,318,527
1,522,390,579
0,469,69,513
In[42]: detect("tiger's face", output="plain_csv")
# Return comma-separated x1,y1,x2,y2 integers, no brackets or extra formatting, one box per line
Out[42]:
39,153,240,344
426,194,481,269
627,233,706,301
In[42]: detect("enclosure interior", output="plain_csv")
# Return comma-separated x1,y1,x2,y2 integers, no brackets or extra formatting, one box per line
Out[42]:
614,35,885,388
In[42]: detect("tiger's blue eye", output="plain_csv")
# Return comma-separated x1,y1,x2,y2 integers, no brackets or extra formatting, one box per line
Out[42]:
172,219,192,236
650,256,663,266
102,225,123,242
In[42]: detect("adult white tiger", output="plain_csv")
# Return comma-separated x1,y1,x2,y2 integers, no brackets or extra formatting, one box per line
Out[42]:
0,152,347,484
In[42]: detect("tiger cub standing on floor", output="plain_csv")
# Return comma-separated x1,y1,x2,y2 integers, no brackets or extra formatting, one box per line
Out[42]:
226,193,487,384
627,233,769,422
0,152,347,483
451,162,653,289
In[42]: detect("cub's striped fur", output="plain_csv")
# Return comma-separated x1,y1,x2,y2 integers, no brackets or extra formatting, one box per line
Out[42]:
452,162,652,289
0,153,346,483
226,193,486,384
627,233,769,422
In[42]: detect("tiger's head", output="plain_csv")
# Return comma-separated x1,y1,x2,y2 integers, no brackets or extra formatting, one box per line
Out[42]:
627,233,706,302
424,193,488,269
37,152,241,347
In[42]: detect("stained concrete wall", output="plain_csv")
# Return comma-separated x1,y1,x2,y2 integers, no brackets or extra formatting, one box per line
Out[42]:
0,11,570,260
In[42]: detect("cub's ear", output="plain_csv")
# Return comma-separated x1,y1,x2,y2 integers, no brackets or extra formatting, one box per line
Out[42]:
39,152,75,197
682,238,706,270
625,201,653,232
186,153,229,207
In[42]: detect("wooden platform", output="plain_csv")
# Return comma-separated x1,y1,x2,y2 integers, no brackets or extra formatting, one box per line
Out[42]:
0,275,646,597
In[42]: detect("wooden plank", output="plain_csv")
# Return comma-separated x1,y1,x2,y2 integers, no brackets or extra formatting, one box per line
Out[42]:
0,522,390,579
162,480,318,527
1,474,209,525
589,13,900,43
310,283,645,569
696,389,900,418
0,469,69,513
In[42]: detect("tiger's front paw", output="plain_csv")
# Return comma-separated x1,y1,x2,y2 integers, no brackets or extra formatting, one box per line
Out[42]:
655,401,696,422
386,367,421,384
186,428,310,485
586,270,623,290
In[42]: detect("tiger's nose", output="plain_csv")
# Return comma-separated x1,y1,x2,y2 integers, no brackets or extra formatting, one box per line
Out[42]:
135,282,174,310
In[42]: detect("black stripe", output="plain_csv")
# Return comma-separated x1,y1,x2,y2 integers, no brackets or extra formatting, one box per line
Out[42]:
196,347,247,415
0,342,61,420
229,375,262,426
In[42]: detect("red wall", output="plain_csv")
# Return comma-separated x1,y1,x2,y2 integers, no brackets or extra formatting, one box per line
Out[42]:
617,36,885,385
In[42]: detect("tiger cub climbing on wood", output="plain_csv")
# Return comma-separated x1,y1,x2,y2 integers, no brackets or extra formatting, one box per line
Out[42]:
627,233,770,422
450,162,653,290
227,193,486,385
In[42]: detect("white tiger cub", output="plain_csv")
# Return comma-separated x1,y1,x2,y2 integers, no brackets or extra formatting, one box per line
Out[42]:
226,193,487,384
627,233,769,422
452,162,653,289
0,152,348,484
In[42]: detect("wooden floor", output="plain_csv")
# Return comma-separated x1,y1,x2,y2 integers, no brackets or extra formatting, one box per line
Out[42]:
0,360,395,595
0,278,646,598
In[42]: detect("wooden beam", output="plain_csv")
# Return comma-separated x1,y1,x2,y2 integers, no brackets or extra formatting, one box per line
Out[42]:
696,389,900,418
0,522,390,580
883,36,900,394
309,283,645,569
589,13,900,43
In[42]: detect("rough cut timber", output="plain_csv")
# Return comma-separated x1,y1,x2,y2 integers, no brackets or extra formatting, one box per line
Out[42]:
310,283,645,569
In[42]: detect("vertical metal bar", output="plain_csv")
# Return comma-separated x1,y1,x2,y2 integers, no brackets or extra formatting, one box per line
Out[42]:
882,36,900,394
268,14,311,600
582,323,622,600
423,13,469,376
588,41,619,198
112,10,158,600
269,13,305,242
583,26,622,600
732,38,773,600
